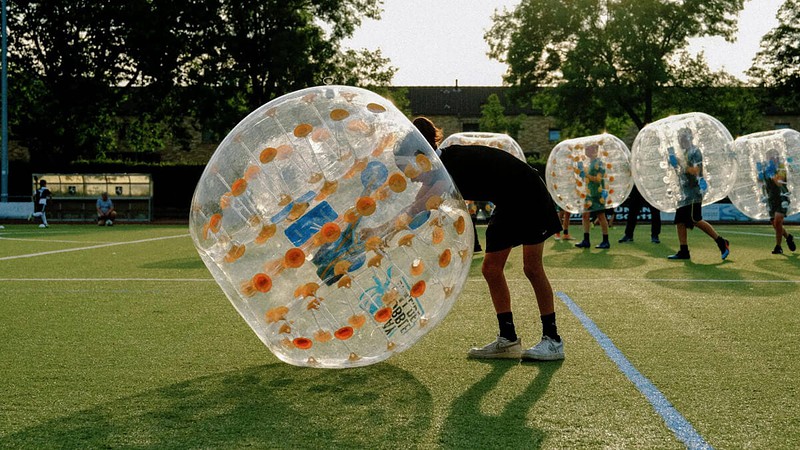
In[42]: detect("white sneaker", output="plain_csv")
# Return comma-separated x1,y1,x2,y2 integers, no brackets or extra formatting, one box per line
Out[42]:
38,224,48,228
521,336,564,361
467,336,522,359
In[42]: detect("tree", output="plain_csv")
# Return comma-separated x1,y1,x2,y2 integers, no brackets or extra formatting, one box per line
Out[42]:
8,0,395,164
749,0,800,112
479,94,524,140
485,0,746,132
186,0,395,140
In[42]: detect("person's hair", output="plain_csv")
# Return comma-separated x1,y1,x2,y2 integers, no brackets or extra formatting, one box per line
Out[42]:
39,179,46,186
412,116,443,149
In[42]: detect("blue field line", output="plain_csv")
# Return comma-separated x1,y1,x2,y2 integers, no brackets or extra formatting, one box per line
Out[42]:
556,291,713,450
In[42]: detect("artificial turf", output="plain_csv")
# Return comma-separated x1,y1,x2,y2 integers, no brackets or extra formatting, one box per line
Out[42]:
1,222,798,448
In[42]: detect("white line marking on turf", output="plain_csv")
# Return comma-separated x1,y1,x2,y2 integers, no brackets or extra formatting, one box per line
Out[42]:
0,234,189,261
557,291,713,450
0,237,110,244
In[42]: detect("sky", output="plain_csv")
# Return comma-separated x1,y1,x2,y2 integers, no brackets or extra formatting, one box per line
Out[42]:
341,0,785,86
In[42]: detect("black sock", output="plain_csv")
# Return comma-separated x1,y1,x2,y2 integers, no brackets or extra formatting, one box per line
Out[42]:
583,232,590,242
541,312,561,342
497,312,517,341
602,234,609,243
715,236,726,248
563,229,569,234
680,244,689,253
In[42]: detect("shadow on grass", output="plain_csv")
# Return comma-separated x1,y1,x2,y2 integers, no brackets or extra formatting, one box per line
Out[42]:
645,265,797,297
140,257,206,270
544,252,646,270
439,359,563,449
0,363,432,448
753,254,800,277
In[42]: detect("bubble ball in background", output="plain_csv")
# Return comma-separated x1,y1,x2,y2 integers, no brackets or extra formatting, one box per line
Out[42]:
728,128,800,219
189,85,474,369
631,112,736,212
544,133,634,214
438,132,526,161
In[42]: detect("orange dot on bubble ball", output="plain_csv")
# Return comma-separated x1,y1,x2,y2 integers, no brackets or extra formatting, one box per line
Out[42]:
410,259,425,276
260,147,278,164
388,173,407,193
367,103,386,113
320,222,341,243
330,109,350,121
356,197,376,216
348,314,367,329
334,326,354,340
439,249,452,267
374,307,392,323
284,248,306,268
313,330,333,343
230,178,247,196
454,216,466,235
609,176,615,182
244,165,261,180
411,280,426,297
252,273,272,293
209,213,222,233
293,337,313,350
294,123,313,138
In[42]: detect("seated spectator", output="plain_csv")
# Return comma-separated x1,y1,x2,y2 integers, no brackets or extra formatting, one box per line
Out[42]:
96,192,117,226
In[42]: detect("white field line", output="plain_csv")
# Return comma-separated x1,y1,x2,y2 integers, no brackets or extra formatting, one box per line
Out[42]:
0,234,189,261
0,237,111,244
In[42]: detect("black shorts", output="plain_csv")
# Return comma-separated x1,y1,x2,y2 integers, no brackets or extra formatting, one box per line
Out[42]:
674,203,702,229
485,204,561,252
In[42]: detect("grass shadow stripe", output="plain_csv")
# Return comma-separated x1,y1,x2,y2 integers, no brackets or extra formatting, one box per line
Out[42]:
556,291,713,450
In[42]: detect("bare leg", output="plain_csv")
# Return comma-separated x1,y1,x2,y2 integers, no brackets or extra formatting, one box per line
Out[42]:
582,212,591,233
482,247,512,314
694,220,719,240
774,213,785,246
522,243,554,315
598,213,609,236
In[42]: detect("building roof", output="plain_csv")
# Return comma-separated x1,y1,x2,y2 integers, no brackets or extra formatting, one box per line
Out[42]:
399,86,541,117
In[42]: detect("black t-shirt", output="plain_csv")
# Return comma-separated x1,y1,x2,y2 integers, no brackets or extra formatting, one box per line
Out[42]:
438,144,543,206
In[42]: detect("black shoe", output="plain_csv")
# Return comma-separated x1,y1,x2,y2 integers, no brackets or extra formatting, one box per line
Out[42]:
773,246,783,254
651,236,660,244
596,241,610,249
575,240,590,248
667,251,690,260
787,234,796,252
618,235,634,243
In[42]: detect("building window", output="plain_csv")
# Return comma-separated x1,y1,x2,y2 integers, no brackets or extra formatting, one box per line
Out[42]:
548,129,561,142
775,123,790,129
462,123,479,132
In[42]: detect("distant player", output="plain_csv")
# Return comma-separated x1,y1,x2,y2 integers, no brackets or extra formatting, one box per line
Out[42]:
759,149,795,254
31,179,52,228
667,128,729,260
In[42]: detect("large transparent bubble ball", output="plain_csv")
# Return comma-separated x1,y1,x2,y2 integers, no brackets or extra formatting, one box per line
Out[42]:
728,128,800,220
439,132,526,161
189,86,474,369
544,133,633,214
631,112,736,212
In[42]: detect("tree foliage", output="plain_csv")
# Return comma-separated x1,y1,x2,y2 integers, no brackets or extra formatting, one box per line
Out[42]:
479,94,524,140
485,0,746,132
7,0,395,164
749,0,800,112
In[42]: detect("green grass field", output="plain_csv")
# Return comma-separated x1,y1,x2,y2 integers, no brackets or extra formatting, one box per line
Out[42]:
1,222,799,449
